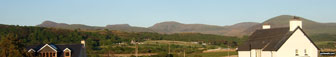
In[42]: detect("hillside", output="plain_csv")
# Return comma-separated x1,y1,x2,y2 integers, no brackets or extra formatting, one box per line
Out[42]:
37,21,154,32
149,21,259,36
36,15,336,37
105,24,154,32
149,21,229,35
244,15,336,35
224,22,260,36
37,21,260,36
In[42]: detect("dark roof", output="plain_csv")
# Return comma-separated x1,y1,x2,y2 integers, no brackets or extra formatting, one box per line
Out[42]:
26,44,84,57
237,27,319,51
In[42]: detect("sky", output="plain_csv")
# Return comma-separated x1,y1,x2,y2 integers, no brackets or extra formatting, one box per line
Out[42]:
0,0,336,27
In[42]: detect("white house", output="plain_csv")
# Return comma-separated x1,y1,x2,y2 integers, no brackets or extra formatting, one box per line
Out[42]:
237,16,319,57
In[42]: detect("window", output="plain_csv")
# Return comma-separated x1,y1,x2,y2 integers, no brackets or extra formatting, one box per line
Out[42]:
43,53,45,57
295,49,299,56
63,48,71,57
65,52,70,56
304,49,308,56
47,53,49,57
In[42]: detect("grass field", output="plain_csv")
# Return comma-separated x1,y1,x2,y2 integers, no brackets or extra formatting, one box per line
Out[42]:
316,41,335,45
143,40,201,46
188,51,238,57
315,41,336,48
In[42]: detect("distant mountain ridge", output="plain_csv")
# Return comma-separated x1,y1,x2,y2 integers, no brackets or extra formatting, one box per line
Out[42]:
148,21,259,36
37,21,154,32
36,15,336,36
37,21,259,36
38,21,101,30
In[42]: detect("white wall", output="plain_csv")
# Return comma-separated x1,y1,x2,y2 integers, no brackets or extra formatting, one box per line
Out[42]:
239,50,273,57
276,29,318,57
262,51,273,57
272,51,277,57
251,49,256,57
238,51,250,57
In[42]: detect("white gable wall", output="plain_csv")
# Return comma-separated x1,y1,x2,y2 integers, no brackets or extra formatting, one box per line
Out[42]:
276,29,318,57
262,51,273,57
251,49,256,57
238,51,250,57
239,50,279,57
251,49,261,57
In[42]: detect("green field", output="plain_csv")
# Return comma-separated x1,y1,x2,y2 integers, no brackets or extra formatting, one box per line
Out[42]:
315,41,336,49
188,51,237,57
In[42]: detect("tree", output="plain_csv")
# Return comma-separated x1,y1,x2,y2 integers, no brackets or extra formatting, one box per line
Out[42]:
0,33,30,57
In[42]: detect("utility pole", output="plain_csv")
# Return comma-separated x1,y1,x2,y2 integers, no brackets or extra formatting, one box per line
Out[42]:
227,43,230,57
108,51,110,57
183,41,186,57
168,43,171,54
227,47,229,57
183,49,186,57
135,42,138,57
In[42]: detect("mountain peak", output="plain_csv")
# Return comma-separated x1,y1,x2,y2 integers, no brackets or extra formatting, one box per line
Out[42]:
41,20,57,24
157,21,182,24
149,21,183,28
149,21,183,29
106,24,131,28
37,20,63,27
262,15,318,28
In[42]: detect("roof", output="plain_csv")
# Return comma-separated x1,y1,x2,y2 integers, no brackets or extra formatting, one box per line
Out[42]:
26,44,84,57
37,44,58,52
28,49,36,52
237,27,319,51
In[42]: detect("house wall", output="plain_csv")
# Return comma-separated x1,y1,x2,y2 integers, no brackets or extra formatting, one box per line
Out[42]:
239,49,271,57
271,51,277,57
250,49,263,57
251,49,256,57
261,51,272,57
238,50,278,57
276,29,318,57
238,51,250,57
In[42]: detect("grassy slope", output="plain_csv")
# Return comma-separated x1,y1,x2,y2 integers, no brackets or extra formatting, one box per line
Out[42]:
142,40,238,57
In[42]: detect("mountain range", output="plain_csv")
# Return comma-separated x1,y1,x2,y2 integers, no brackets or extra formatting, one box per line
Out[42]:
37,15,336,36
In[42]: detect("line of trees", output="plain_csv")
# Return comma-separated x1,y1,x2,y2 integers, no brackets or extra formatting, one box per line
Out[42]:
0,33,33,57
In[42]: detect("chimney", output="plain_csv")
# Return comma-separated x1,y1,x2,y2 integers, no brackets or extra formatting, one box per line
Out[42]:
81,40,85,47
289,16,302,31
262,24,271,29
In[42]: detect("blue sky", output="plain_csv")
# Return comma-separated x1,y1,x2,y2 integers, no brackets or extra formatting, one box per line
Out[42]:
0,0,335,27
